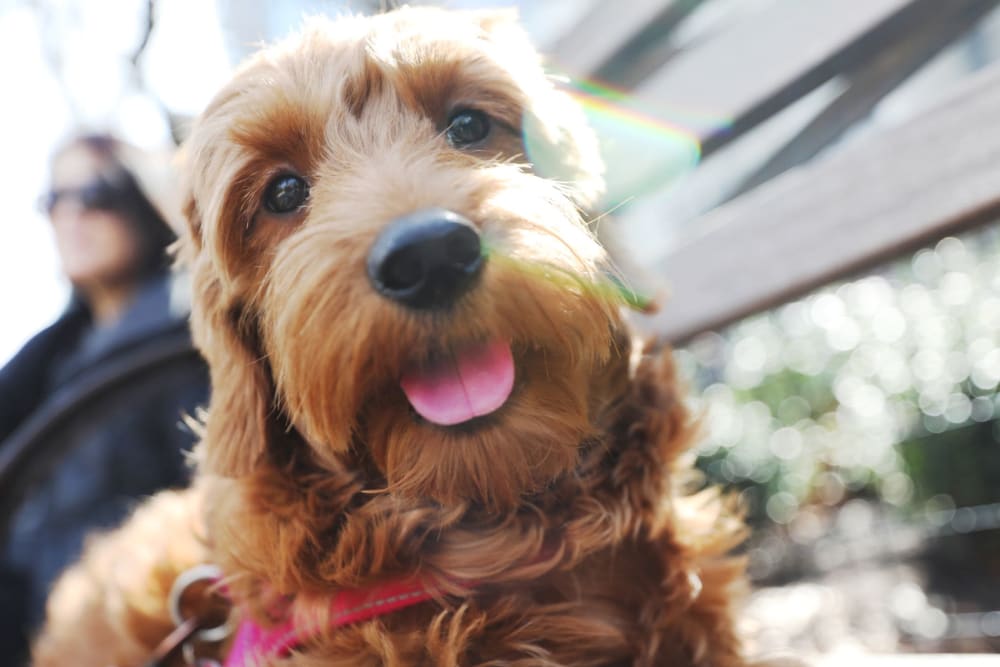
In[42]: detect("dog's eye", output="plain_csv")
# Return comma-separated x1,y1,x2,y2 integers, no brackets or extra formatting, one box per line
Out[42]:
263,174,309,214
446,109,491,148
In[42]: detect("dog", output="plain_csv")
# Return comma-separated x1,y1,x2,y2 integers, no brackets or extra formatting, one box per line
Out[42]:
33,7,764,666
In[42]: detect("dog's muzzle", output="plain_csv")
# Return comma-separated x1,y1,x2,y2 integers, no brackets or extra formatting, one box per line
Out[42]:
367,208,483,309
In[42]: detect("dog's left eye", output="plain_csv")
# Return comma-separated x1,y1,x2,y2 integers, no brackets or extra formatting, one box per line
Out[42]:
446,109,491,148
263,174,310,214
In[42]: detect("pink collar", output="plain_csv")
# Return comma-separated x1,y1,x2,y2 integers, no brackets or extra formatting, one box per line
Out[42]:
224,577,436,666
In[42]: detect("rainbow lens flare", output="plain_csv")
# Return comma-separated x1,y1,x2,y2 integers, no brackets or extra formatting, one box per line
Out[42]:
525,75,731,208
483,246,655,313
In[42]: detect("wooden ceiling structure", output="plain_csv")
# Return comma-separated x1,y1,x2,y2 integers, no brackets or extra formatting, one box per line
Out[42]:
552,0,1000,342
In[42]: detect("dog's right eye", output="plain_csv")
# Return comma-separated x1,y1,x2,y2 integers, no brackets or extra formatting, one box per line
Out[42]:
263,174,310,214
446,109,491,148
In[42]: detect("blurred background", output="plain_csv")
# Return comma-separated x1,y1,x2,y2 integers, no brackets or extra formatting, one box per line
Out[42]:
3,0,1000,658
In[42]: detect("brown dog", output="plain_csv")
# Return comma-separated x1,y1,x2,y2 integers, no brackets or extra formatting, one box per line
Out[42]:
34,7,757,666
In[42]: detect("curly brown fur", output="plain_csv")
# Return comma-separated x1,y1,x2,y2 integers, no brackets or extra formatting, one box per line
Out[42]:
35,7,761,667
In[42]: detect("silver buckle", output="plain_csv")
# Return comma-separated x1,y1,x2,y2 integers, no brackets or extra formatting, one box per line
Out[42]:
168,564,232,665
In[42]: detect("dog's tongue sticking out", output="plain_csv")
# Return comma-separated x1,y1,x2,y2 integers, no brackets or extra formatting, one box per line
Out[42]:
401,341,514,426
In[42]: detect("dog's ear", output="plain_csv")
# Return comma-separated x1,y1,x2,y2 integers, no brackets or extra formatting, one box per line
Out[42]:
186,200,271,477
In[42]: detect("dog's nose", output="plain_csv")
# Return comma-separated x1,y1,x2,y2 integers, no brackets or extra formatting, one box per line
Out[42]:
367,208,484,309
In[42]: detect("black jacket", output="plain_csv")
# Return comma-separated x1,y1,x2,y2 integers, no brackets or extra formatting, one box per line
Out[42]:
0,274,208,660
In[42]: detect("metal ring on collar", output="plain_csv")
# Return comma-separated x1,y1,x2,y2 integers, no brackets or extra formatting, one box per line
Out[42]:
168,564,232,644
183,641,223,667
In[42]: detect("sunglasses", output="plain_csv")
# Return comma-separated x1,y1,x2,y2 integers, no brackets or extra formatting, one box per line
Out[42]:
39,180,126,214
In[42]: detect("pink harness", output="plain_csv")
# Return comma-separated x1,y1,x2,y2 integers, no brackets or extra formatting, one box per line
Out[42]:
224,578,436,666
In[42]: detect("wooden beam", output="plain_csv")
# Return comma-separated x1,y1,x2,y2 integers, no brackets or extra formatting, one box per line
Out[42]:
639,62,1000,343
730,0,1000,199
547,0,681,77
627,0,953,156
589,0,704,88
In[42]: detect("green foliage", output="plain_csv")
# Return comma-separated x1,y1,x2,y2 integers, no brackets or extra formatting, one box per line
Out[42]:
680,228,1000,525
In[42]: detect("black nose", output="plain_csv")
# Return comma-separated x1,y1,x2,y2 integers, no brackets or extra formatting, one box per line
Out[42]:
367,208,484,309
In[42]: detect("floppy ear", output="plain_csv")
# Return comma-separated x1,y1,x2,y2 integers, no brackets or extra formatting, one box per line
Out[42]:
185,199,272,477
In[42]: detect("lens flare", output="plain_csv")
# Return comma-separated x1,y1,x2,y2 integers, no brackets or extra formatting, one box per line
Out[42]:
525,75,732,208
484,246,654,313
572,78,732,136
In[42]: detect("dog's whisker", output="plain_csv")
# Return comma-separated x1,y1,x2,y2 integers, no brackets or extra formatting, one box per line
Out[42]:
586,195,635,232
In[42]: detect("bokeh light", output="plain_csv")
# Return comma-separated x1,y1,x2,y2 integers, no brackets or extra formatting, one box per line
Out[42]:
682,229,1000,651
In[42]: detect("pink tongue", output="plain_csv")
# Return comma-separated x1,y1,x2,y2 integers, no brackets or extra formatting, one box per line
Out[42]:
400,341,515,426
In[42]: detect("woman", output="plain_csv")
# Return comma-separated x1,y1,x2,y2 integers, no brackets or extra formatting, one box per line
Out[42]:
0,134,208,661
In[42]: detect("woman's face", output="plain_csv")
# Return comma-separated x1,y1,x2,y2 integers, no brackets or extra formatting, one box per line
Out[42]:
48,145,140,290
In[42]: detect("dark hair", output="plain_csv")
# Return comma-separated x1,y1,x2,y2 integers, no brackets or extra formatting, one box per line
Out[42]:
52,133,176,280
